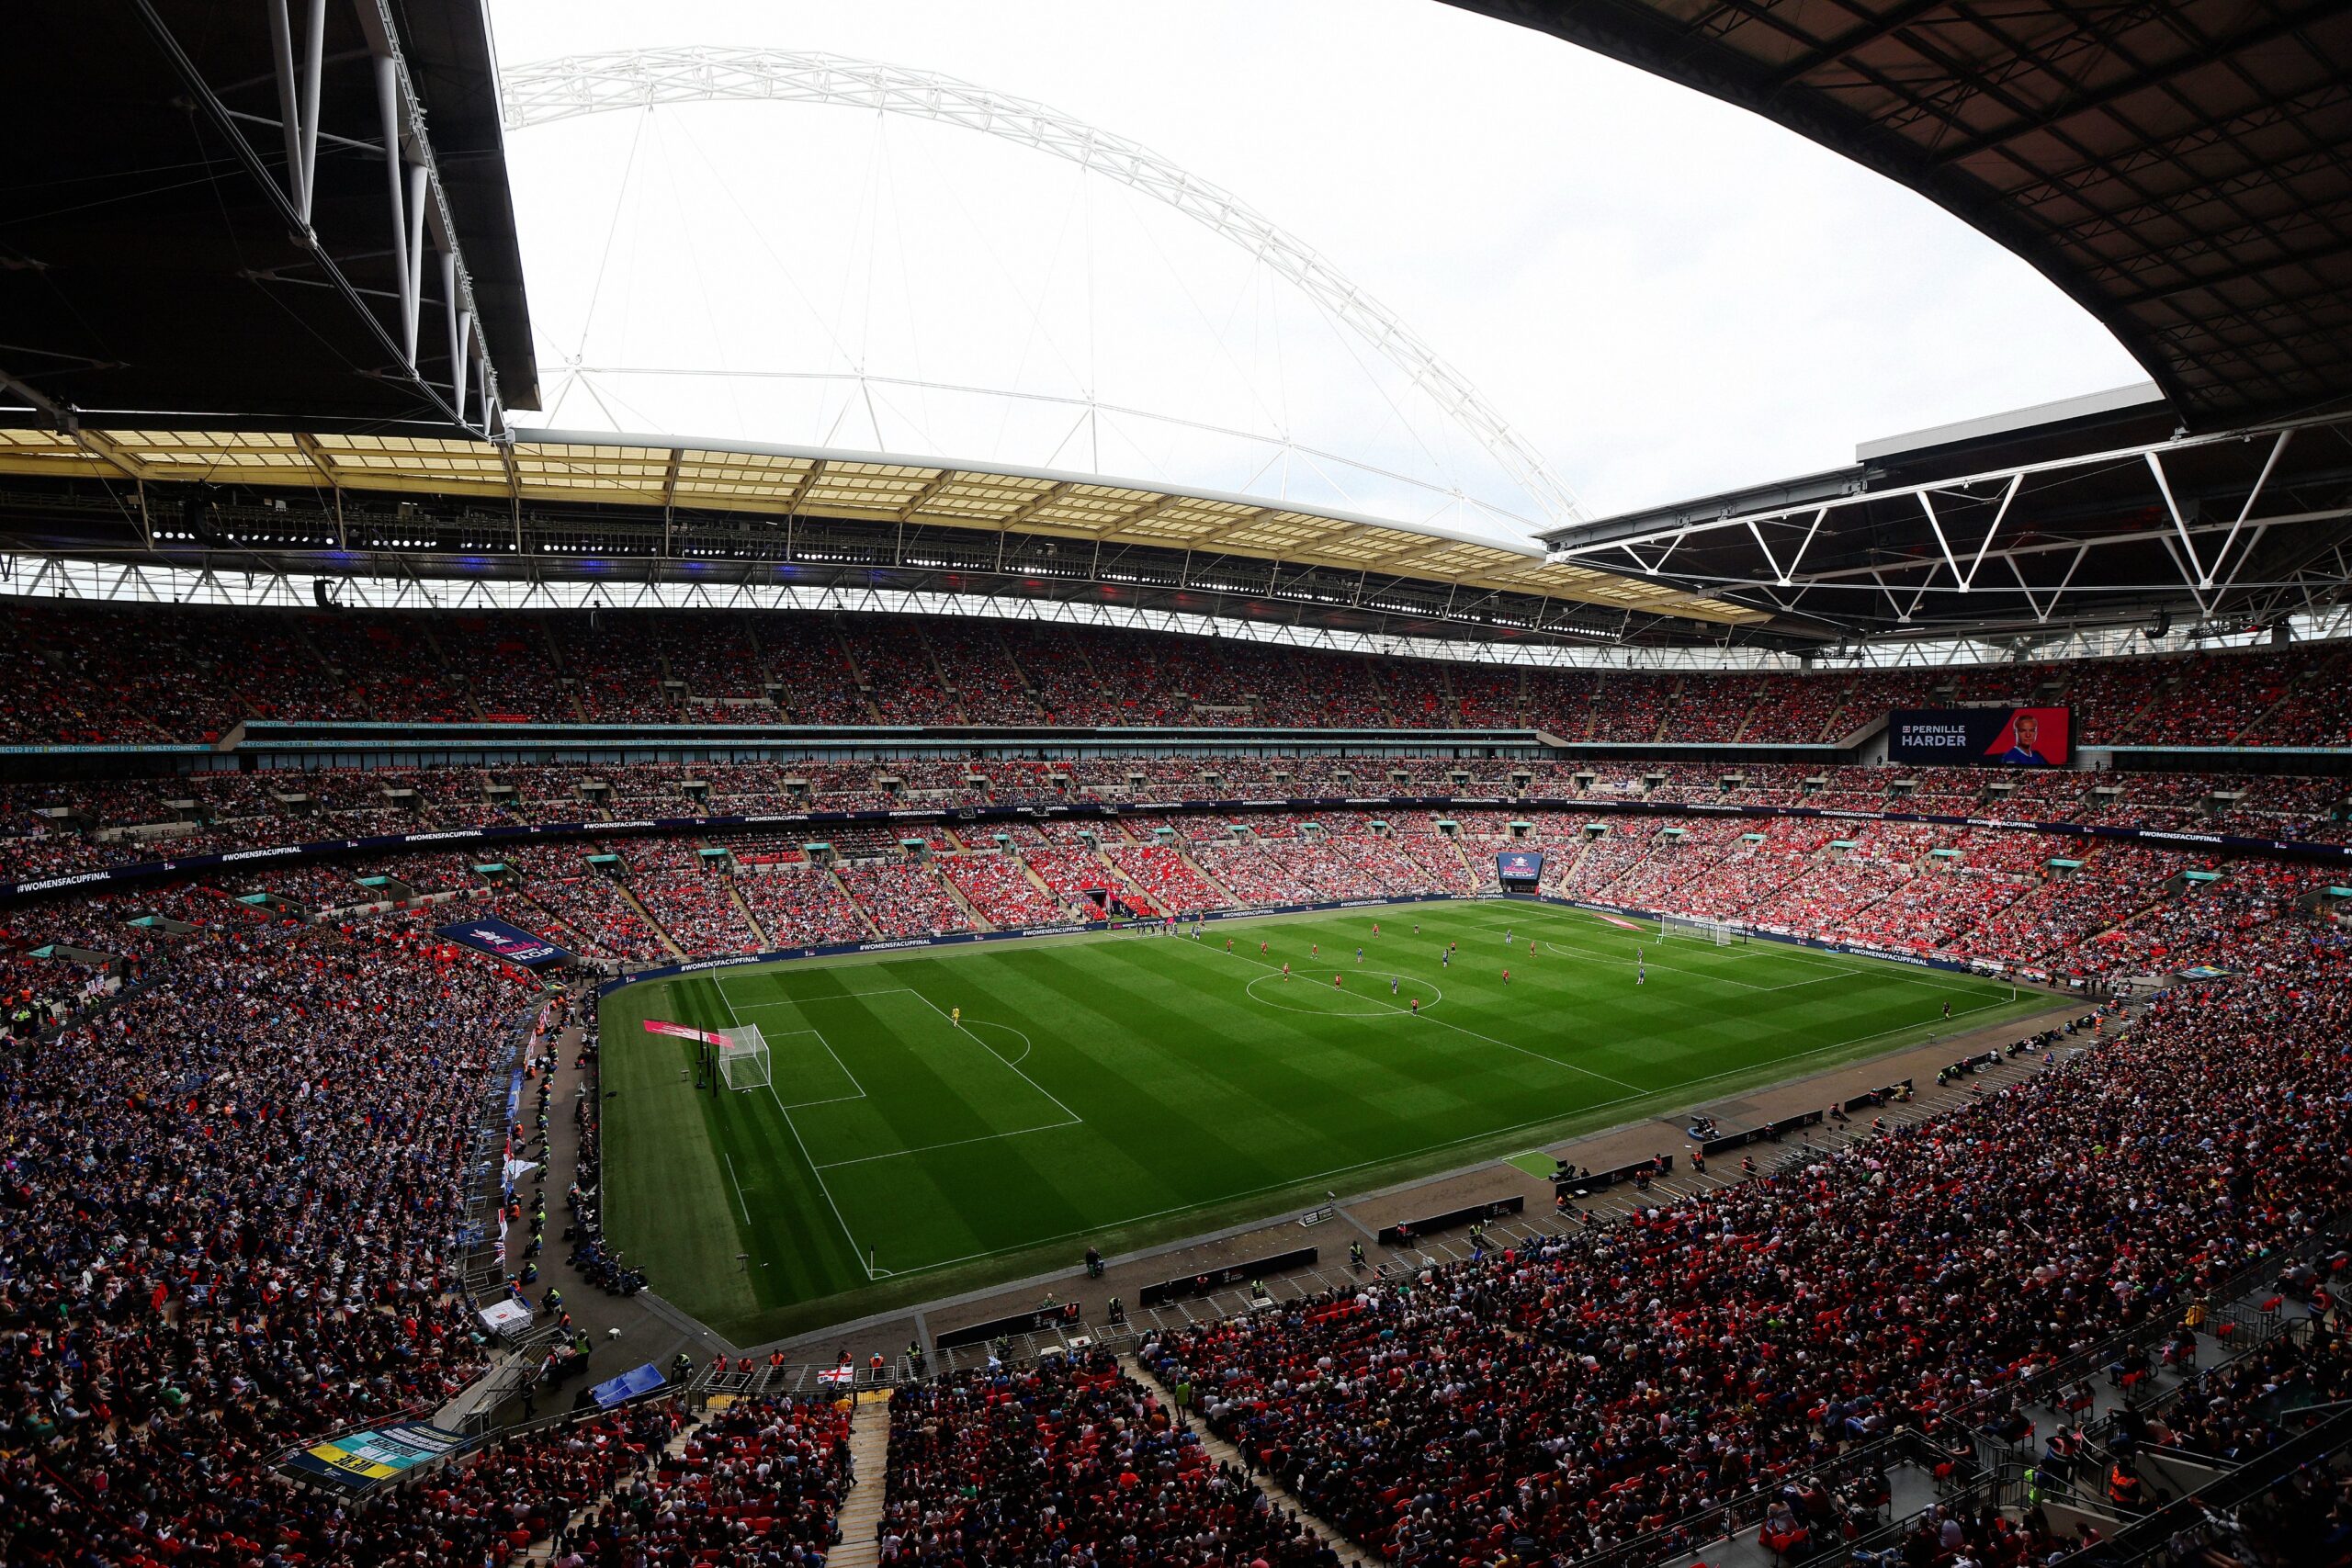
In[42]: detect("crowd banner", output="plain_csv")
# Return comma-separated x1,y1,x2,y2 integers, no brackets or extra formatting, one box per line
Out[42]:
13,788,2352,908
281,1422,470,1494
435,916,571,967
1377,1194,1525,1247
934,1302,1084,1351
1137,1247,1318,1307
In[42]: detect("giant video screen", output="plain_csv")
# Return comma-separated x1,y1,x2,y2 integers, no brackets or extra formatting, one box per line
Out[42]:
1887,706,2071,768
1497,850,1545,882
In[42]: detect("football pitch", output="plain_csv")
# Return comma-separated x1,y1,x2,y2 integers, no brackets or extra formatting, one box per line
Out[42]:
599,898,2052,1342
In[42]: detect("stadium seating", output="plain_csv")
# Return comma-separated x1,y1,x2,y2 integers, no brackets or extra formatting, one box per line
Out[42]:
1139,928,2350,1568
880,1350,1333,1568
6,599,2352,750
9,594,2352,1568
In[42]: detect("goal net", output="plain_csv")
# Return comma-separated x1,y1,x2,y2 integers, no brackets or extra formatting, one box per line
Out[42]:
717,1025,771,1092
1661,915,1747,946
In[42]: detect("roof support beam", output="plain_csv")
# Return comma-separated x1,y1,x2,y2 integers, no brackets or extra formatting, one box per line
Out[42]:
1925,3,2335,170
266,0,327,224
129,0,493,435
1001,481,1075,531
2208,428,2292,590
895,469,957,522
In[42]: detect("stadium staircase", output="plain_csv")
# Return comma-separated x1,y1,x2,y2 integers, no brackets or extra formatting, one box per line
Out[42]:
824,1393,895,1568
830,619,886,726
991,626,1046,721
831,866,885,939
914,629,969,724
1096,850,1161,916
1118,1353,1369,1568
615,883,690,961
729,879,773,947
1176,845,1238,906
933,863,993,931
1011,852,1061,908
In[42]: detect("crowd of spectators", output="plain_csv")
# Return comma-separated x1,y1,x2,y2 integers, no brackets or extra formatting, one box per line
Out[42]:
0,703,2348,1567
834,863,974,941
10,598,2352,747
2,750,2345,894
0,909,542,1565
631,869,763,956
735,865,874,948
560,1392,854,1567
881,1350,1336,1568
1140,906,2352,1568
937,852,1067,928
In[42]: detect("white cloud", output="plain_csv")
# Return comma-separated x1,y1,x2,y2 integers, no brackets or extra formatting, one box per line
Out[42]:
489,0,2146,530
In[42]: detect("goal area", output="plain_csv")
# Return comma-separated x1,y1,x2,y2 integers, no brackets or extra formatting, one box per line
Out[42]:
1660,914,1747,946
717,1025,771,1092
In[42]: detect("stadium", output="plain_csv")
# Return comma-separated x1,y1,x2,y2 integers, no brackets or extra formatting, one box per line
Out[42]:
4,3,2351,1566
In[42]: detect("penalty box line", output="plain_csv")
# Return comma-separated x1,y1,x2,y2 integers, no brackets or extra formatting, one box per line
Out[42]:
707,976,878,1279
718,973,1087,1212
709,996,873,1107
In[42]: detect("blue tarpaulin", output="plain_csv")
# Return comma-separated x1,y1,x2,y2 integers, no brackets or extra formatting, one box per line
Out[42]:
587,1363,667,1408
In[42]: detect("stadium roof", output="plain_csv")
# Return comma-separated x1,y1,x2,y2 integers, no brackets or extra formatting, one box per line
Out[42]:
1452,0,2352,429
0,0,537,435
1544,386,2352,642
0,427,1764,640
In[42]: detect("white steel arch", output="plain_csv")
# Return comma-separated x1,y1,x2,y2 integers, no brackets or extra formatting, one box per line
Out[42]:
499,46,1587,527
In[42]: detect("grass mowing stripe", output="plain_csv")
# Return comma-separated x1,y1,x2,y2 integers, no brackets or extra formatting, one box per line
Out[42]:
1205,935,1647,1095
896,981,1088,1126
604,897,2055,1340
708,977,876,1280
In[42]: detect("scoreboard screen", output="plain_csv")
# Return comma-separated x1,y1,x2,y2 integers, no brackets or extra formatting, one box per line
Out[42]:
1888,706,2071,767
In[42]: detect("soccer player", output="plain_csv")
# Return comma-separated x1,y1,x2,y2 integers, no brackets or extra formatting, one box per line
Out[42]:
1333,974,1342,988
1941,999,1952,1020
1312,942,1319,959
1355,946,1363,964
1503,967,1510,984
1261,941,1269,956
1282,962,1291,981
1390,976,1399,996
1505,928,1512,945
1637,953,1645,986
951,1006,962,1028
1410,997,1419,1015
1442,949,1450,968
1372,921,1380,938
1226,936,1233,953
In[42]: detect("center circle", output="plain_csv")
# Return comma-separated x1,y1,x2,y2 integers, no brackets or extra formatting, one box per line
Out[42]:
1243,970,1443,1017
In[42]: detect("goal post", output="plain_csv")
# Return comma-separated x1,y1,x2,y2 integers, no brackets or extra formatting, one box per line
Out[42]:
717,1024,771,1093
1661,914,1747,946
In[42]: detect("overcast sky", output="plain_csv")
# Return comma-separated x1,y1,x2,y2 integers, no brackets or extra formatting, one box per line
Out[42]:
488,0,2147,532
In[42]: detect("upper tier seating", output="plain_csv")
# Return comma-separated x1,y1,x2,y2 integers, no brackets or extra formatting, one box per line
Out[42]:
5,597,2349,750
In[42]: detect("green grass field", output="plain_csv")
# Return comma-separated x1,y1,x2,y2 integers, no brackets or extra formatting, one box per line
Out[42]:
600,897,2051,1343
